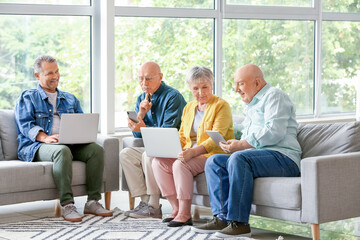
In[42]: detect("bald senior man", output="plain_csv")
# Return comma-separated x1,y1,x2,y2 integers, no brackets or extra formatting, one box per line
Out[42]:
192,64,302,238
120,62,186,219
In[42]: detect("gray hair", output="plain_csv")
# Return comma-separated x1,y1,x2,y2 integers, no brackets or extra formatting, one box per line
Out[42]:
186,66,214,86
34,55,57,74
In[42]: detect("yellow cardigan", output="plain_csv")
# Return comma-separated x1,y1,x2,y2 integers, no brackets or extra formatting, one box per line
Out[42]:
179,94,235,158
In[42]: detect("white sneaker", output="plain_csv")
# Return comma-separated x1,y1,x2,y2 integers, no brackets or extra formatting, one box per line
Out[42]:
62,203,82,222
84,200,113,217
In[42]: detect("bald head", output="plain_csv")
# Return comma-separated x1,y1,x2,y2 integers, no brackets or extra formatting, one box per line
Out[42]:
234,64,267,104
140,61,161,75
235,64,266,85
138,61,163,94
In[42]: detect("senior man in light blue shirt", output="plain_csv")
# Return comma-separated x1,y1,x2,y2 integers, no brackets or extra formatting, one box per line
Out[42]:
192,64,301,238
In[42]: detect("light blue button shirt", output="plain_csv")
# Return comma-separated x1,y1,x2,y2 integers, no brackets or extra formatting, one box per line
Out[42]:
240,83,302,168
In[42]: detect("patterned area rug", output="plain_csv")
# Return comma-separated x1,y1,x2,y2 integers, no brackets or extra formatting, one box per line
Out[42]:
0,208,257,240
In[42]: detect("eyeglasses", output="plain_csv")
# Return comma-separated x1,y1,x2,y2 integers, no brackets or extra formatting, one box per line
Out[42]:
138,74,160,83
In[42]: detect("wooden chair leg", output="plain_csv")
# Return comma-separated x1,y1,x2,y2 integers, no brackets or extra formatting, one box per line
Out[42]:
105,192,111,210
129,192,135,210
193,205,200,220
54,199,61,218
311,223,320,240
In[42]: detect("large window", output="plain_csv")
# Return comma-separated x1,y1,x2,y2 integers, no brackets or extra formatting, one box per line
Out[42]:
321,21,360,114
0,0,89,4
223,19,314,116
0,15,91,111
114,17,213,128
115,0,214,8
227,0,312,7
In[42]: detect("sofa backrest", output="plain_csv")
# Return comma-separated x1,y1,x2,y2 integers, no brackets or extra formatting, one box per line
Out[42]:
0,110,19,160
297,121,360,159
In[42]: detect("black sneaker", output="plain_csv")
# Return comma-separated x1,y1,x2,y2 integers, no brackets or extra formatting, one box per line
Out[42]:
214,221,251,238
191,217,228,234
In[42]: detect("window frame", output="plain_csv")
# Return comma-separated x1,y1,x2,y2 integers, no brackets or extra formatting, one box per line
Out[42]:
0,0,359,133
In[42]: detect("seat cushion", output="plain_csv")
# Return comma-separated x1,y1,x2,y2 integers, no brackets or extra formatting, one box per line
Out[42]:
298,121,360,159
0,110,18,160
0,160,86,194
252,177,301,210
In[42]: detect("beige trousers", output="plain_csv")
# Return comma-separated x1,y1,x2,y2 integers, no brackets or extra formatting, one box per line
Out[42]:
120,147,160,197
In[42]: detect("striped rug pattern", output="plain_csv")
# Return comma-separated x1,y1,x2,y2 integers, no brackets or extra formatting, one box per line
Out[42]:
0,209,255,240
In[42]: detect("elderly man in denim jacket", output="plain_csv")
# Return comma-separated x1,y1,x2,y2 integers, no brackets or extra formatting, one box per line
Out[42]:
14,55,112,222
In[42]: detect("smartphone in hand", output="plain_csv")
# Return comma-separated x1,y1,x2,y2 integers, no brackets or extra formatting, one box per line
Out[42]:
127,111,139,123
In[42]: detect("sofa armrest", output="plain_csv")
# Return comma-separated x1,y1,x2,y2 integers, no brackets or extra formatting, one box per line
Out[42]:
122,136,144,148
301,152,360,224
96,135,119,192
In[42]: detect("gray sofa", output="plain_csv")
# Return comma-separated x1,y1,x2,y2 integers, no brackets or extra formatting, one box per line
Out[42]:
0,109,119,212
121,121,360,240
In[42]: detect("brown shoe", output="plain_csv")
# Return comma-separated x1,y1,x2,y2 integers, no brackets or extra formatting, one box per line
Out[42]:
191,217,228,233
214,221,251,238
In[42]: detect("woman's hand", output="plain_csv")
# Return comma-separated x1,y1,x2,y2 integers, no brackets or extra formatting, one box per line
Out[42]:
177,148,194,162
219,139,253,154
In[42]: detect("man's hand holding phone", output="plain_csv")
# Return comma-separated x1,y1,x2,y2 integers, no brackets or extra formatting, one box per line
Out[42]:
127,110,146,132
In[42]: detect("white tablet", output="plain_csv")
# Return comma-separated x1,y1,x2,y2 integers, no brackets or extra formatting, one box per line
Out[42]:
206,130,226,147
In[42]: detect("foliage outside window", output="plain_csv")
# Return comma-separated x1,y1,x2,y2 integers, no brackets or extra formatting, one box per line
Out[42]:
114,17,213,128
0,15,90,111
227,0,312,7
223,19,314,116
0,0,89,4
321,21,360,114
322,0,360,13
115,0,214,8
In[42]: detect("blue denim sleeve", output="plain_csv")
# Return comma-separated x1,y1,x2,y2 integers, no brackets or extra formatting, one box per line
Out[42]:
132,95,142,138
14,93,44,142
74,97,83,113
159,94,185,129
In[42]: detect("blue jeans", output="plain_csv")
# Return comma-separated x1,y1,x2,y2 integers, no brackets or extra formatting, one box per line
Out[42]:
205,149,300,223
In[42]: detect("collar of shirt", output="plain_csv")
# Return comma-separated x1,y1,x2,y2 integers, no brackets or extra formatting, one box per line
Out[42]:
246,83,271,107
36,83,66,100
150,81,166,102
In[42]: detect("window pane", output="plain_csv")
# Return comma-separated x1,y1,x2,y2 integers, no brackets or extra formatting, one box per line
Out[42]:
323,0,360,13
223,19,314,118
115,17,213,128
227,0,312,7
0,15,91,111
0,0,89,4
321,21,360,114
115,0,214,9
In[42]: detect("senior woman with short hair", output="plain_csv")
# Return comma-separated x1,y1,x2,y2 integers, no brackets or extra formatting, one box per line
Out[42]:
152,66,234,227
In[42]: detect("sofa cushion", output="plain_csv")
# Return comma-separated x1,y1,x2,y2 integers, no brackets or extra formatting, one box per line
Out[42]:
0,160,86,194
252,177,301,210
0,110,18,160
193,173,209,196
0,140,5,160
297,121,360,159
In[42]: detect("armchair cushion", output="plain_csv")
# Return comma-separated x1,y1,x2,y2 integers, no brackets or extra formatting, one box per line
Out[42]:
0,110,18,160
297,121,360,159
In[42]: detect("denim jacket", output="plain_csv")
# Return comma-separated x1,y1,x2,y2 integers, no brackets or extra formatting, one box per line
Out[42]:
14,84,83,162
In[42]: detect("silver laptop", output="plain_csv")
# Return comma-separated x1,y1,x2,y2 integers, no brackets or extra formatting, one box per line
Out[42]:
57,113,99,144
140,127,182,158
